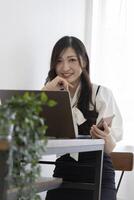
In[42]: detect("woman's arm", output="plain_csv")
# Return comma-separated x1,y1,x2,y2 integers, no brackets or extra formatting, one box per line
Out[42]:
90,85,123,154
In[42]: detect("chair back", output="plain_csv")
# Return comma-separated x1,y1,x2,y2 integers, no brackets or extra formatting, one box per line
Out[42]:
110,152,134,171
110,151,134,192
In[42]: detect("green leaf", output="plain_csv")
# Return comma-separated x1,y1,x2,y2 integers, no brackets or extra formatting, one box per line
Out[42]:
0,91,56,200
47,99,57,107
40,92,48,103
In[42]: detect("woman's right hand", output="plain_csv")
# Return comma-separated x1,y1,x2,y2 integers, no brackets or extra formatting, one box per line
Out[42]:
42,76,73,91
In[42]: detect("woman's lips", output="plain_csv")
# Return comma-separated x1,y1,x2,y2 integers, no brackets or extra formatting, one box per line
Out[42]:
61,73,73,78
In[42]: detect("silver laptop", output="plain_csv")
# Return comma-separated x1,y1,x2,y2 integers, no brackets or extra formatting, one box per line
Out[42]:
0,89,77,139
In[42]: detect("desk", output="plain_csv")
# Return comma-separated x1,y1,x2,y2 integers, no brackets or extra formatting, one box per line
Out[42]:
6,139,104,200
41,139,104,200
44,139,104,155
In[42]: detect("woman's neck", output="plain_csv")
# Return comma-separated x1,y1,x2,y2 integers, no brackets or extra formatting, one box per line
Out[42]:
69,87,76,98
69,81,81,98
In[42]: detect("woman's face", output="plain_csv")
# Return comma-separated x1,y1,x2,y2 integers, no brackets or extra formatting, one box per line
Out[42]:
55,47,84,87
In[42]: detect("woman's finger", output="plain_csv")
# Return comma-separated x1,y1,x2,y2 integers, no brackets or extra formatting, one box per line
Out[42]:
57,76,73,90
90,124,110,140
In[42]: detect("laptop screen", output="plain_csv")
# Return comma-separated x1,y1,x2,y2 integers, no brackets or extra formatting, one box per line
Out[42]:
0,89,77,139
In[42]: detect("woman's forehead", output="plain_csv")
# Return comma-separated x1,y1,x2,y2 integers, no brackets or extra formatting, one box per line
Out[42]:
59,47,77,58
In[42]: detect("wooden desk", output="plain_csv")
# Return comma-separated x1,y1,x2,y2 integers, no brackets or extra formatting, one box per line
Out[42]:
6,139,104,200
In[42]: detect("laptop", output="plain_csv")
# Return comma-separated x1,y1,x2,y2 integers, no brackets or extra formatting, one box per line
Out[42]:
0,89,77,139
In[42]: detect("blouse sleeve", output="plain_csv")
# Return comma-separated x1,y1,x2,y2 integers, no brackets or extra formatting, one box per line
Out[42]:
94,85,123,143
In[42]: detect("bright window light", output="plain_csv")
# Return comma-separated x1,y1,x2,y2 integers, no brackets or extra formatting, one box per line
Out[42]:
90,0,133,144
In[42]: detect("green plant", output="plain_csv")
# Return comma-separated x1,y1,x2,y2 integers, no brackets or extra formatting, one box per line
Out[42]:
0,92,56,200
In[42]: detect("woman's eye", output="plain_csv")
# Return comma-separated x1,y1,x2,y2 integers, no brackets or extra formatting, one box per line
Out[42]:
57,59,62,63
69,58,77,62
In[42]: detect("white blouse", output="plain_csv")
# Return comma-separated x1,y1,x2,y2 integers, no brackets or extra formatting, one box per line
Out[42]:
92,84,123,142
71,83,123,144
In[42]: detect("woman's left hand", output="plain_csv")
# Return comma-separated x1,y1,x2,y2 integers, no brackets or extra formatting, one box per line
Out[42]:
90,121,110,141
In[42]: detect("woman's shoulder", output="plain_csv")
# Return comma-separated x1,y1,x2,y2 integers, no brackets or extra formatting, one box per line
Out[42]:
92,83,113,99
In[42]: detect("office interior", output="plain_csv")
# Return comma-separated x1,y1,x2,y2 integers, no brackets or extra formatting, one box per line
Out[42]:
0,1,133,199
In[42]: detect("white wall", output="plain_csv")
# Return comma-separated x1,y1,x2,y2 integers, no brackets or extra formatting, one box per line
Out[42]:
0,0,86,199
0,0,86,90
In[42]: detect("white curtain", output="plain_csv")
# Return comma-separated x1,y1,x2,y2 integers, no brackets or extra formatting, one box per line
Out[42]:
86,0,134,144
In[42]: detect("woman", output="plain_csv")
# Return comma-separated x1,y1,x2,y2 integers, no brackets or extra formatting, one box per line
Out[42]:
42,36,123,200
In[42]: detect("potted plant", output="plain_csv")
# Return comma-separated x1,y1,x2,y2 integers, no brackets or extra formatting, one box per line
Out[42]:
0,91,56,200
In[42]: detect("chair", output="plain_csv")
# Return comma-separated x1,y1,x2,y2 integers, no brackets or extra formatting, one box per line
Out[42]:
110,151,134,192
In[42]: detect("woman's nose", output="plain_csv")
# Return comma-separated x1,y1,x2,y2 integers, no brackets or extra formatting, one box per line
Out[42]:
62,61,70,71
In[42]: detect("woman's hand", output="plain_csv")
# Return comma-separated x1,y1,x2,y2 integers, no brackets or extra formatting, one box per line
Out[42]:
90,121,110,141
42,76,73,91
90,121,116,154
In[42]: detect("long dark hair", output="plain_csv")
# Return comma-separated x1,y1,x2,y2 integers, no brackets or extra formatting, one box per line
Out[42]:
45,36,93,115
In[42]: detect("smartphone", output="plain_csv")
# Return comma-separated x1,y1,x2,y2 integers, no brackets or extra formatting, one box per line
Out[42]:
97,114,115,130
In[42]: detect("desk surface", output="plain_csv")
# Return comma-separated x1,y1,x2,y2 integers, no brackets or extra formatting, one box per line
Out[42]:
6,139,104,200
44,139,104,155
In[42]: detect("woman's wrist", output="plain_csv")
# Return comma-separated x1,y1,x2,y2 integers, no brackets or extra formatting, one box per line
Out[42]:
104,133,116,154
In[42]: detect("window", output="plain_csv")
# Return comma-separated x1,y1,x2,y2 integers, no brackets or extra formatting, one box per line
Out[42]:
87,0,134,143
